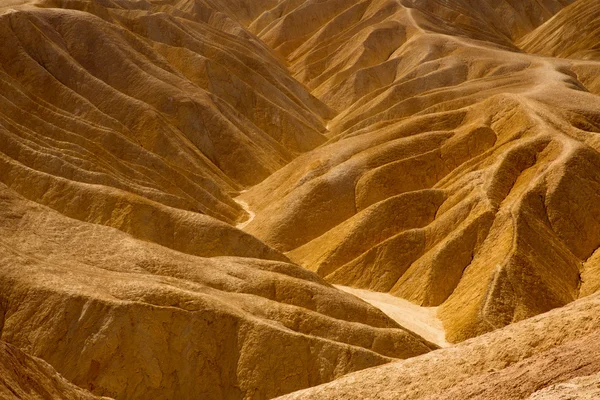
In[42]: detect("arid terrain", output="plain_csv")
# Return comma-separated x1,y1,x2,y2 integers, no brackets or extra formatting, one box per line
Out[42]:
1,0,600,399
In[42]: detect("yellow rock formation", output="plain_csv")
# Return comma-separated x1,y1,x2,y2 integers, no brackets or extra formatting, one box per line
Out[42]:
279,292,600,399
1,0,600,399
0,340,102,399
238,0,600,344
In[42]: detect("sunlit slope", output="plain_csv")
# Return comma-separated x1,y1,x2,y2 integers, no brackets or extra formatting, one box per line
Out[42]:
0,1,331,240
520,0,600,61
0,340,102,400
529,373,600,400
279,292,600,400
2,0,600,399
248,0,575,108
0,2,439,399
236,0,600,342
0,184,435,399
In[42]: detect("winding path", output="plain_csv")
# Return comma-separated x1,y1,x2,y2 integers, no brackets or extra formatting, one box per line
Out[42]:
234,196,255,229
232,195,448,347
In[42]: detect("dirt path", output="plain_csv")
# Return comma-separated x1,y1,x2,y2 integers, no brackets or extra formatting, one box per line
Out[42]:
233,197,255,229
336,285,449,347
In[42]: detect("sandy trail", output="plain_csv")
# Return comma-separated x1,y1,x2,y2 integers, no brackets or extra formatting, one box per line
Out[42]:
336,285,449,347
233,188,448,346
233,195,255,229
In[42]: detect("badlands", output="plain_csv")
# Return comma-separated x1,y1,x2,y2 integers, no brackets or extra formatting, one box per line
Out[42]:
1,0,600,398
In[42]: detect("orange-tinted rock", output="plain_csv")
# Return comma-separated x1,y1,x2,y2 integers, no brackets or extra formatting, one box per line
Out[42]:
2,0,600,398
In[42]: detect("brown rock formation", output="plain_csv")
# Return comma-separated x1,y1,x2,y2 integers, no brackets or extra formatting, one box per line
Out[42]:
0,184,433,399
520,0,600,61
278,292,600,399
237,0,600,343
2,0,600,398
529,373,600,399
0,340,102,400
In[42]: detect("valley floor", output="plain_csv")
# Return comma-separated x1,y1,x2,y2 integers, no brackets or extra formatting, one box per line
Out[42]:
336,285,449,347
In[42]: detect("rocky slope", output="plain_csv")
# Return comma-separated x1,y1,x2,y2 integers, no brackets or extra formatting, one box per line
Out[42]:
520,0,600,61
279,291,600,399
238,0,600,343
1,340,103,400
1,0,600,399
529,373,600,400
0,1,435,399
0,183,435,399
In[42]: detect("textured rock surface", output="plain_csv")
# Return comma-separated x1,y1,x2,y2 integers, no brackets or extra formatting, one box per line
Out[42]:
0,340,103,400
238,0,600,343
2,0,600,399
279,293,600,399
529,373,600,399
520,0,600,61
0,184,434,399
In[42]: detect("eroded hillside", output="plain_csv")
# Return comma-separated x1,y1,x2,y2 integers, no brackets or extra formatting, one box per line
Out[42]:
238,0,600,343
1,0,600,399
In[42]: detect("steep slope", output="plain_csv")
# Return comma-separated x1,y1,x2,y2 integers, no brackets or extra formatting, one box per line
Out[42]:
0,184,434,399
518,0,600,96
279,291,600,399
2,0,600,399
250,0,575,60
0,0,331,236
248,0,575,109
0,340,103,400
520,0,600,61
0,1,442,399
402,0,575,41
236,0,600,343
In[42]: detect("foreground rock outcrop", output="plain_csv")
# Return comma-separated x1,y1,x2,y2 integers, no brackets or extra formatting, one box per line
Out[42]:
279,292,600,399
0,184,434,399
0,340,102,400
529,373,600,400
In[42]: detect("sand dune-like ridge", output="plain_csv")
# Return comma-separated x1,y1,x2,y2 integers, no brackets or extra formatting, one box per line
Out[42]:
1,0,600,398
237,0,600,343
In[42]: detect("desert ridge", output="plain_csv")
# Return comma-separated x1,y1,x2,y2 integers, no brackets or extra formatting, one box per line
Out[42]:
1,0,600,399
